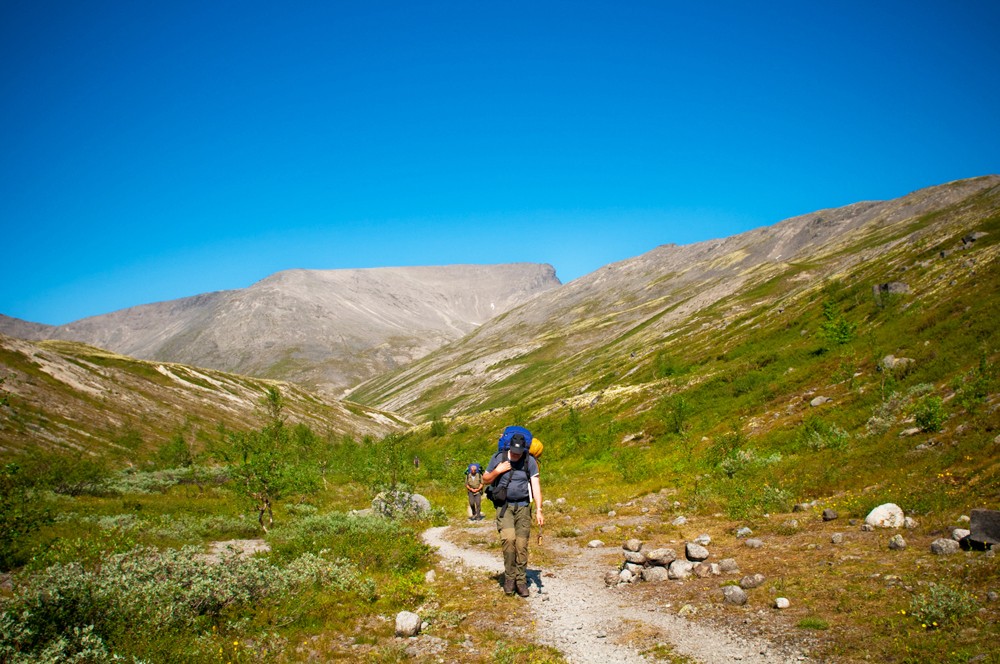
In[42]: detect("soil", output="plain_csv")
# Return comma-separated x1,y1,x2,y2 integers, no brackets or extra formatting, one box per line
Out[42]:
422,524,811,664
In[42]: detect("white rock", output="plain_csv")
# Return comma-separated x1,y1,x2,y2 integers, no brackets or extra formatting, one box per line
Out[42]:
775,597,791,609
865,503,905,528
668,559,694,580
395,611,421,637
672,516,688,526
588,540,605,548
930,538,961,555
424,570,436,583
952,528,971,541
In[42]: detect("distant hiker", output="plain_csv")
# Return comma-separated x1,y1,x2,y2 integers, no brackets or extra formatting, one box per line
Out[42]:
465,463,485,521
413,456,420,469
483,429,543,597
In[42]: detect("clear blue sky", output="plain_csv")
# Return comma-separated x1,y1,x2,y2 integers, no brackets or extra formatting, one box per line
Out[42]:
3,1,999,325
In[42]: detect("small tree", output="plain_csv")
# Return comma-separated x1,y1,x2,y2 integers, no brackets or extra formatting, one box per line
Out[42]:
819,300,857,346
222,388,320,531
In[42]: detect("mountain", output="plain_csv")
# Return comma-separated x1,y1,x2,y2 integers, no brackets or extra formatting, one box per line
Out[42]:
349,175,1000,418
0,334,402,455
1,263,560,397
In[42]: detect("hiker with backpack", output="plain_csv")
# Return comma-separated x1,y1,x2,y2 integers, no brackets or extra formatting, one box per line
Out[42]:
465,463,485,521
483,427,544,597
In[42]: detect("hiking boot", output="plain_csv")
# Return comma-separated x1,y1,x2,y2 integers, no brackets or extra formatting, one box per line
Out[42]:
503,578,516,595
516,580,530,597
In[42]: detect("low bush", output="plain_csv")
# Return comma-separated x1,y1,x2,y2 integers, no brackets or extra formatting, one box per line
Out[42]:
908,583,979,628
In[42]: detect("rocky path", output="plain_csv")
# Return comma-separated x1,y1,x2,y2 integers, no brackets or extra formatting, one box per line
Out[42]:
422,525,806,664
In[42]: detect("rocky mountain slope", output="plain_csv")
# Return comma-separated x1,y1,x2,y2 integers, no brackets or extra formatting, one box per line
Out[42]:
350,175,1000,418
0,334,402,455
2,263,559,397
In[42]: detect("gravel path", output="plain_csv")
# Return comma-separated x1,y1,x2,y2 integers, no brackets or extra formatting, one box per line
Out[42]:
422,525,808,664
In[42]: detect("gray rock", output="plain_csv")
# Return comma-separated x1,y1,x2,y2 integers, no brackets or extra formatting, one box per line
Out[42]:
722,585,748,605
861,523,875,532
373,491,431,518
987,591,999,602
888,534,907,550
672,516,688,526
645,548,677,566
686,542,710,562
395,611,421,637
903,516,918,529
970,509,1000,546
718,558,740,573
694,534,712,546
781,519,800,530
831,532,844,544
693,562,714,578
930,538,961,555
624,550,648,565
740,573,766,589
668,559,694,580
642,566,671,582
735,526,753,538
744,538,764,549
619,569,634,584
774,597,791,609
810,396,831,407
822,509,839,521
623,539,643,552
588,540,605,548
865,503,904,528
952,528,971,541
624,562,644,575
604,570,620,586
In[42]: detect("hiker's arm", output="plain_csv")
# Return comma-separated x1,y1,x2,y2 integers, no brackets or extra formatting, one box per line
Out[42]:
483,461,511,484
531,475,543,526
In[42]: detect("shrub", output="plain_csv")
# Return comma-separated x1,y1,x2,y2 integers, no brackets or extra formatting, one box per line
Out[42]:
913,395,946,432
909,583,979,627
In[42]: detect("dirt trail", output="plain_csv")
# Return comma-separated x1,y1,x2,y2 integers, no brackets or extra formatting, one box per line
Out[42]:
422,525,807,664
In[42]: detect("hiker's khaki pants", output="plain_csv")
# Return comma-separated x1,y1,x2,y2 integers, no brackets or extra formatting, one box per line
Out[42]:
497,503,531,582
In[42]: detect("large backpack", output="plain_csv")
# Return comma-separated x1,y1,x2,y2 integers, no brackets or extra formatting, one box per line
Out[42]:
486,426,539,514
497,425,544,459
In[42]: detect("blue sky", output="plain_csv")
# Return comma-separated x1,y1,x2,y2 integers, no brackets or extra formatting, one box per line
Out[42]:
2,1,999,325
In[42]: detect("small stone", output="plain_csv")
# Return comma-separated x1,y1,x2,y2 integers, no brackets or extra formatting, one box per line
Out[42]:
642,566,671,582
745,538,764,549
694,534,712,546
693,562,714,578
719,558,740,573
903,517,918,529
775,597,791,609
822,509,839,521
740,573,766,589
930,538,961,555
604,570,620,586
424,570,437,584
607,510,617,517
959,514,971,523
987,591,999,602
623,539,643,552
588,540,605,548
735,526,753,538
952,528,971,541
619,569,633,584
861,524,875,532
624,550,648,565
831,533,844,545
888,534,907,550
810,396,831,407
723,585,748,605
624,562,643,575
672,516,688,526
678,604,697,616
668,559,694,580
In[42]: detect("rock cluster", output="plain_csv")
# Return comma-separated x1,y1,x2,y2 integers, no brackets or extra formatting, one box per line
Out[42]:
609,537,734,587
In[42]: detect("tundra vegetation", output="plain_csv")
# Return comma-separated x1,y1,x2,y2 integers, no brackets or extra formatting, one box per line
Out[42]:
1,191,999,662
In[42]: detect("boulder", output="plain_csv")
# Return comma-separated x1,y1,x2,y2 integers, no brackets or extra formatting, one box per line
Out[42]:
865,503,905,528
645,548,678,566
604,570,620,586
373,491,431,518
624,550,648,565
693,562,714,578
722,585,748,605
395,611,421,637
930,538,961,555
740,573,766,589
970,509,1000,547
686,542,710,562
668,559,694,580
619,569,633,584
623,539,643,552
642,566,671,582
624,562,643,575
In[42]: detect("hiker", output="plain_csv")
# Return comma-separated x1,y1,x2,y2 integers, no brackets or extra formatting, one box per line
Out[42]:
465,463,485,521
483,432,543,597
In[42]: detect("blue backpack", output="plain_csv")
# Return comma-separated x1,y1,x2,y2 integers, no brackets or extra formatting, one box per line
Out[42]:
497,425,532,453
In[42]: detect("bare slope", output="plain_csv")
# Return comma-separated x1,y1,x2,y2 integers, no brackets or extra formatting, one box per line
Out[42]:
2,263,560,396
350,175,1000,417
0,334,401,455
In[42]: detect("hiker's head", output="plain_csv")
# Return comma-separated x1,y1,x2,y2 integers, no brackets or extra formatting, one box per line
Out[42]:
509,433,528,459
470,464,479,474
